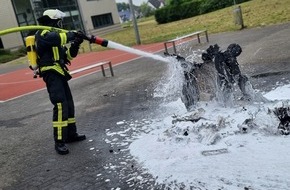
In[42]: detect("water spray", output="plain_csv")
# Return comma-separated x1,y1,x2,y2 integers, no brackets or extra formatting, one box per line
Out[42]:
85,32,169,63
106,41,169,63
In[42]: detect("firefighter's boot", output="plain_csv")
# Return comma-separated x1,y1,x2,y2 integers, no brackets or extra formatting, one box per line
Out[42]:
55,141,69,155
67,124,86,143
66,133,86,143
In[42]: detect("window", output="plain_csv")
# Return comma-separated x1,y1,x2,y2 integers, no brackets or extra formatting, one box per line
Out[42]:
0,38,3,49
91,13,113,29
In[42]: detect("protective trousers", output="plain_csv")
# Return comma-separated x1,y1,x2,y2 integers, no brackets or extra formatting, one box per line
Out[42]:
42,71,77,143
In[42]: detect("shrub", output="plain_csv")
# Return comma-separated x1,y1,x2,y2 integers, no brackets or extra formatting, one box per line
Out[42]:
0,49,10,56
0,46,26,64
155,1,201,24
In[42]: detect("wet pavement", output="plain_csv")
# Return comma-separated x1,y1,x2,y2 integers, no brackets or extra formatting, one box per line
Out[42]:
1,22,290,190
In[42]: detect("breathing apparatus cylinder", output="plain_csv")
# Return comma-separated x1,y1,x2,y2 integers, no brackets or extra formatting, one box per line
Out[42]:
25,36,38,70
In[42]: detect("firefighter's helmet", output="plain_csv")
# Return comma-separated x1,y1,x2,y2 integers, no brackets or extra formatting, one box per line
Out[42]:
37,9,65,27
43,9,66,20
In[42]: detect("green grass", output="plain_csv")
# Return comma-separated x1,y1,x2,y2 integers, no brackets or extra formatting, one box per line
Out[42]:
2,0,290,64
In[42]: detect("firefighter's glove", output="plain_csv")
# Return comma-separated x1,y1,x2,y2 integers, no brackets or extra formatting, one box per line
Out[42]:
74,30,87,40
70,37,83,57
88,35,96,44
72,37,84,47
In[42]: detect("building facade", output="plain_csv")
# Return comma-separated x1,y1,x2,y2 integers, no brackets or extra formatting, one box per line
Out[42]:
0,0,120,49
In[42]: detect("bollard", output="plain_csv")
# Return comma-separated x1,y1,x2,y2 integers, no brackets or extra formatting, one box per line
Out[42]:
233,6,244,29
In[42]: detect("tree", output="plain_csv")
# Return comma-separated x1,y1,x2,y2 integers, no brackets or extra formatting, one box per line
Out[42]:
140,2,155,17
117,2,130,12
164,0,171,5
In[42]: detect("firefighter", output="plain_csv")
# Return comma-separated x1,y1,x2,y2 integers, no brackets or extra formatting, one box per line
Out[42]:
36,9,87,155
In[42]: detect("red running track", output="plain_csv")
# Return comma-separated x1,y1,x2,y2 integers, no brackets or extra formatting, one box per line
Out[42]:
0,42,168,102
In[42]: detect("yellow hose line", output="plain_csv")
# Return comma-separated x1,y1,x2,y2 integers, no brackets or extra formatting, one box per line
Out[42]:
0,25,68,36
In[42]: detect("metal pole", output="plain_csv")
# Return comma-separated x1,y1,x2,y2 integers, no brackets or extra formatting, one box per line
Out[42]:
128,0,141,45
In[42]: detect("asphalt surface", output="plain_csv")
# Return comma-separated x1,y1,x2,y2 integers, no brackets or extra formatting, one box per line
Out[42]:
1,22,290,190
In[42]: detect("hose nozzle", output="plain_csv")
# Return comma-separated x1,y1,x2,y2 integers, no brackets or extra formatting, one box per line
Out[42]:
76,33,108,47
94,36,108,47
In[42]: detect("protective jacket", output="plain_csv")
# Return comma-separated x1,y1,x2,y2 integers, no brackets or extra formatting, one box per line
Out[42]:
35,30,79,80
